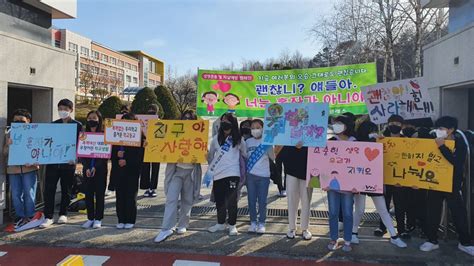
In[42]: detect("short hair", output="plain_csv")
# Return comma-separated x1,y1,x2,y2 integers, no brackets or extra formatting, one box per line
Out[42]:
122,112,137,120
388,115,404,124
435,116,458,130
12,108,32,121
181,110,197,120
57,99,74,109
223,93,240,105
342,112,356,123
331,171,339,175
251,119,264,127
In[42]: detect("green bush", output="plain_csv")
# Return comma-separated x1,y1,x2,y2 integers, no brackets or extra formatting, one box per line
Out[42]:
98,96,123,119
154,85,180,119
131,87,164,117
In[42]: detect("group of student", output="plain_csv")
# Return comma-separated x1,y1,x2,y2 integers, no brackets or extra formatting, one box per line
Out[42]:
2,98,474,257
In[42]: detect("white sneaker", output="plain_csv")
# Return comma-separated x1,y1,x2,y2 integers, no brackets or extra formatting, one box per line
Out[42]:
248,222,257,233
420,241,440,252
287,229,296,239
458,243,474,256
208,223,226,233
390,237,407,248
124,223,134,229
280,190,287,197
338,222,344,232
176,227,187,235
39,218,54,229
93,220,102,229
228,225,238,236
154,229,174,243
57,215,68,224
116,223,125,229
302,230,312,240
351,234,360,244
256,224,266,234
105,190,113,196
81,220,94,229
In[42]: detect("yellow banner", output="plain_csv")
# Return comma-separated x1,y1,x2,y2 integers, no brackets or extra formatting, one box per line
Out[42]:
379,137,454,192
144,119,209,163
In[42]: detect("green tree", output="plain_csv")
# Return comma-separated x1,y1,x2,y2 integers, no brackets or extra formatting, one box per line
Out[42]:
98,96,123,119
154,85,180,119
131,87,164,117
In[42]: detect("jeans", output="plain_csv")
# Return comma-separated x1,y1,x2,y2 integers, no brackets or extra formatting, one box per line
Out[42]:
328,190,354,242
9,171,37,219
246,174,270,225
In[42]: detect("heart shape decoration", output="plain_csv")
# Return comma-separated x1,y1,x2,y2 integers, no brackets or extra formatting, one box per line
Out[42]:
364,147,380,162
417,161,426,166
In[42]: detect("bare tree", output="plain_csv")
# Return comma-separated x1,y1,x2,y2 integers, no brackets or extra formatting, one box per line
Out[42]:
167,73,197,116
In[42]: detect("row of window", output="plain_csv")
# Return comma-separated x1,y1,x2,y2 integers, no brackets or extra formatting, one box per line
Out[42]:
69,42,138,71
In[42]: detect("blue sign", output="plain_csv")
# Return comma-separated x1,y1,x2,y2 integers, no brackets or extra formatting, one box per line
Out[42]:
262,102,329,147
8,123,78,165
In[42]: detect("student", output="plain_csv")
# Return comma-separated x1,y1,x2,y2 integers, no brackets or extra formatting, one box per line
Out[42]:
420,116,474,256
246,119,275,234
80,111,108,229
325,115,356,252
3,109,39,228
274,146,287,197
276,143,312,240
40,99,83,228
240,119,253,141
107,106,130,195
351,120,407,248
113,113,143,229
207,113,247,236
140,104,161,197
154,111,203,243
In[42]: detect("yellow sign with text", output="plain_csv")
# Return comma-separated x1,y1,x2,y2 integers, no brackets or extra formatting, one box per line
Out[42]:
379,137,454,192
144,119,209,163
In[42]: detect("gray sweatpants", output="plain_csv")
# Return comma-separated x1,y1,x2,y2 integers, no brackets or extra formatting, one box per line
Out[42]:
161,167,194,230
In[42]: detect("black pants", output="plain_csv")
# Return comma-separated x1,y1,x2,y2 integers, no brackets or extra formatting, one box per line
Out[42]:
140,163,160,190
85,171,107,221
412,189,428,232
116,173,139,224
214,176,239,226
44,166,74,219
380,186,415,234
425,189,471,245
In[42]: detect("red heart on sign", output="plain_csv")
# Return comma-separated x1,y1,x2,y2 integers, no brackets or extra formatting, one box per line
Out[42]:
364,147,380,162
212,83,220,90
219,82,232,93
417,161,426,166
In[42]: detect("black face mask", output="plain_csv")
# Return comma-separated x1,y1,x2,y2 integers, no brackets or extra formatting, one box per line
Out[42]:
221,121,232,131
87,120,99,128
402,128,417,137
13,121,25,123
241,128,251,136
388,125,402,134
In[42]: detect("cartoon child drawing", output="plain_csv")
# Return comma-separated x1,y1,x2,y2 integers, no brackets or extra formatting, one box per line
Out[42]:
309,168,321,188
201,91,219,115
264,104,285,143
329,170,341,191
223,93,240,113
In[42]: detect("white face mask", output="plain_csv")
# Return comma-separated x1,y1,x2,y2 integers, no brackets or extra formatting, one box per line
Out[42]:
58,110,70,119
332,123,346,134
435,129,448,139
368,133,379,139
251,128,263,138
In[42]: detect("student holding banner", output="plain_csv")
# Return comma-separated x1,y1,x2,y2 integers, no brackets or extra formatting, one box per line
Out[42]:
41,99,83,228
80,111,108,229
140,104,161,198
420,117,474,256
3,109,40,228
207,113,247,236
154,110,203,243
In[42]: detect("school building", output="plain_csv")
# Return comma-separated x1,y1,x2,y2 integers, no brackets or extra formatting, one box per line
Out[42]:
120,50,165,88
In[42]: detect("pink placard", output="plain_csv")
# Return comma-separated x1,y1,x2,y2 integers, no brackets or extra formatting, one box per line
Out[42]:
77,132,112,159
306,140,384,194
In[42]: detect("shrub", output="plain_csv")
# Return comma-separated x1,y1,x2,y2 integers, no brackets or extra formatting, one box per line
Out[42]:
154,85,180,119
131,87,164,117
98,96,123,119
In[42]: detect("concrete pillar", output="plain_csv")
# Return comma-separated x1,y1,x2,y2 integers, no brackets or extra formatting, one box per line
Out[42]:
0,81,8,224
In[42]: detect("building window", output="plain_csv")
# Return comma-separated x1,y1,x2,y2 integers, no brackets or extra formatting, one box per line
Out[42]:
101,69,108,76
92,67,99,74
118,60,124,67
133,77,138,84
80,63,87,70
149,61,156,73
149,79,155,86
92,51,100,60
102,54,109,63
54,39,61,48
132,65,137,71
110,71,116,77
68,42,78,53
110,57,116,65
80,47,89,57
125,62,131,69
126,75,131,83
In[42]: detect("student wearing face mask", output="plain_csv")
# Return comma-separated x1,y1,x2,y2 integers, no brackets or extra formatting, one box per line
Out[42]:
207,113,247,236
245,119,275,234
420,117,474,256
80,111,108,229
40,99,83,228
3,109,40,229
140,104,161,197
240,119,253,141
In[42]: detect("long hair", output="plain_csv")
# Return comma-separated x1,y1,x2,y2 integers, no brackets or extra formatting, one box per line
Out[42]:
356,120,378,142
85,110,104,132
334,115,356,138
218,113,241,147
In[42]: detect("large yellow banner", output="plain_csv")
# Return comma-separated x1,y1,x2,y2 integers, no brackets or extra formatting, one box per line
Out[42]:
144,120,209,163
379,137,455,192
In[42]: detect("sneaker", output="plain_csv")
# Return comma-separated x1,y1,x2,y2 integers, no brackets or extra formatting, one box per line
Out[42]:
176,227,187,235
208,223,226,233
82,220,94,229
420,241,440,252
351,233,360,244
286,230,296,239
256,224,266,234
93,220,102,229
390,237,407,248
338,222,344,232
143,190,151,197
116,223,125,229
105,190,113,196
327,240,337,251
302,230,312,240
150,190,157,197
228,225,238,236
248,222,257,233
124,223,134,229
17,218,31,228
154,229,174,243
198,194,205,200
458,243,474,256
39,218,54,229
14,218,23,229
57,215,68,224
342,242,352,252
373,228,386,237
400,232,411,240
280,190,287,197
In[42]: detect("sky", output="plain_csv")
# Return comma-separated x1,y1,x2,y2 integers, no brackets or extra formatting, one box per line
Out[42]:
53,0,333,76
